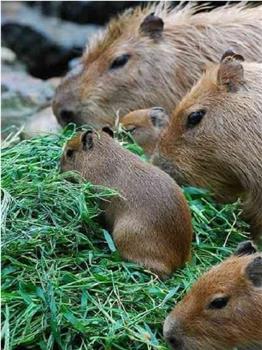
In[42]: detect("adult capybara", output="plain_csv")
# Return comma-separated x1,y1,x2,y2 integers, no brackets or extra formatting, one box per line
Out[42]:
152,50,262,242
120,107,169,156
53,2,262,127
60,128,192,278
164,241,262,350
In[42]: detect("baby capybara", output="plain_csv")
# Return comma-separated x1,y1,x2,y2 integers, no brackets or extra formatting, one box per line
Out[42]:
53,3,262,127
60,128,192,278
120,107,169,156
164,241,262,350
153,50,262,242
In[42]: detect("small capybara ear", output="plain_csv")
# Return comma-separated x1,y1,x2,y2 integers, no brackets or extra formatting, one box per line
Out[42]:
220,48,245,63
139,12,164,39
234,241,257,257
81,130,94,150
149,107,169,128
102,126,114,138
217,49,244,92
245,256,262,287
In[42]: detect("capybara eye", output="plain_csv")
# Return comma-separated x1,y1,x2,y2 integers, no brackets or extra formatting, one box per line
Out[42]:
187,110,206,128
110,54,131,70
208,296,229,309
66,149,74,158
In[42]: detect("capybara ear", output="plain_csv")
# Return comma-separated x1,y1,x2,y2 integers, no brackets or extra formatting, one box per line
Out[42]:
139,12,164,39
234,241,257,257
102,126,114,138
245,256,262,287
217,49,244,92
220,48,244,63
149,107,169,128
81,130,94,150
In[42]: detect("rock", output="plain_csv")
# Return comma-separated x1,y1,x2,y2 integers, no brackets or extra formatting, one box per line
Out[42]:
1,47,26,74
1,70,58,130
22,106,61,138
1,47,16,64
27,1,141,25
1,2,101,79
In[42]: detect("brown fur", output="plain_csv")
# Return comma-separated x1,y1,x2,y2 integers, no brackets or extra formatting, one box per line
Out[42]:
60,130,193,278
163,249,262,350
152,56,262,242
53,2,262,127
120,107,169,156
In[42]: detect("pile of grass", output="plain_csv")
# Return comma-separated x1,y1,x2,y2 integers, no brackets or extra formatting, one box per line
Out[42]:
1,127,248,350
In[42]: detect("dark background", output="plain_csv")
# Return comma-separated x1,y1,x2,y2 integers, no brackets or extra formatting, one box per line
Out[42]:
2,1,253,79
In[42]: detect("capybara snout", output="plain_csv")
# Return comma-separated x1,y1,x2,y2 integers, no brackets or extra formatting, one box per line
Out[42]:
163,317,185,350
52,64,85,126
164,241,262,350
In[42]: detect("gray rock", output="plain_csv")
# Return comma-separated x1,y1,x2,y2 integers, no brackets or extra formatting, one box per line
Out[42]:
1,47,26,74
23,106,61,139
1,69,58,130
2,2,102,78
1,47,16,64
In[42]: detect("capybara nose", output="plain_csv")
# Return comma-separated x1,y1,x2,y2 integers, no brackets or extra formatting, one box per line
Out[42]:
60,109,75,123
166,335,183,349
163,316,184,349
53,101,76,125
52,95,76,125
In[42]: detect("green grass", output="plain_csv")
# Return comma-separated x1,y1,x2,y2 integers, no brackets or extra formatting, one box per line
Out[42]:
1,127,248,350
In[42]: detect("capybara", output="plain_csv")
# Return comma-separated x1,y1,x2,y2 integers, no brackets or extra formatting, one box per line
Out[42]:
53,2,262,127
60,128,193,278
152,50,262,242
120,107,169,156
163,241,262,350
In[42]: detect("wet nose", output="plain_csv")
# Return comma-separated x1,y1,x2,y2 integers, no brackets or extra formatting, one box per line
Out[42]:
165,335,183,349
59,109,75,123
52,96,76,125
163,315,184,349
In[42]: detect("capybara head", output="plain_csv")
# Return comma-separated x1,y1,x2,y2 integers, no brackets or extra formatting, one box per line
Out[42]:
164,241,262,350
120,107,169,156
153,50,262,203
53,6,171,127
60,127,115,181
53,3,262,128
